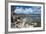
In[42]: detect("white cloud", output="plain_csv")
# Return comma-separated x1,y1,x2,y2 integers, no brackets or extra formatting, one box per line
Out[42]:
24,8,33,14
16,7,19,9
14,7,33,14
27,8,33,12
14,7,23,13
25,8,31,12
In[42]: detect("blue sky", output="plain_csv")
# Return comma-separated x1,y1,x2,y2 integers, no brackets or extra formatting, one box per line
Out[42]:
11,5,41,14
